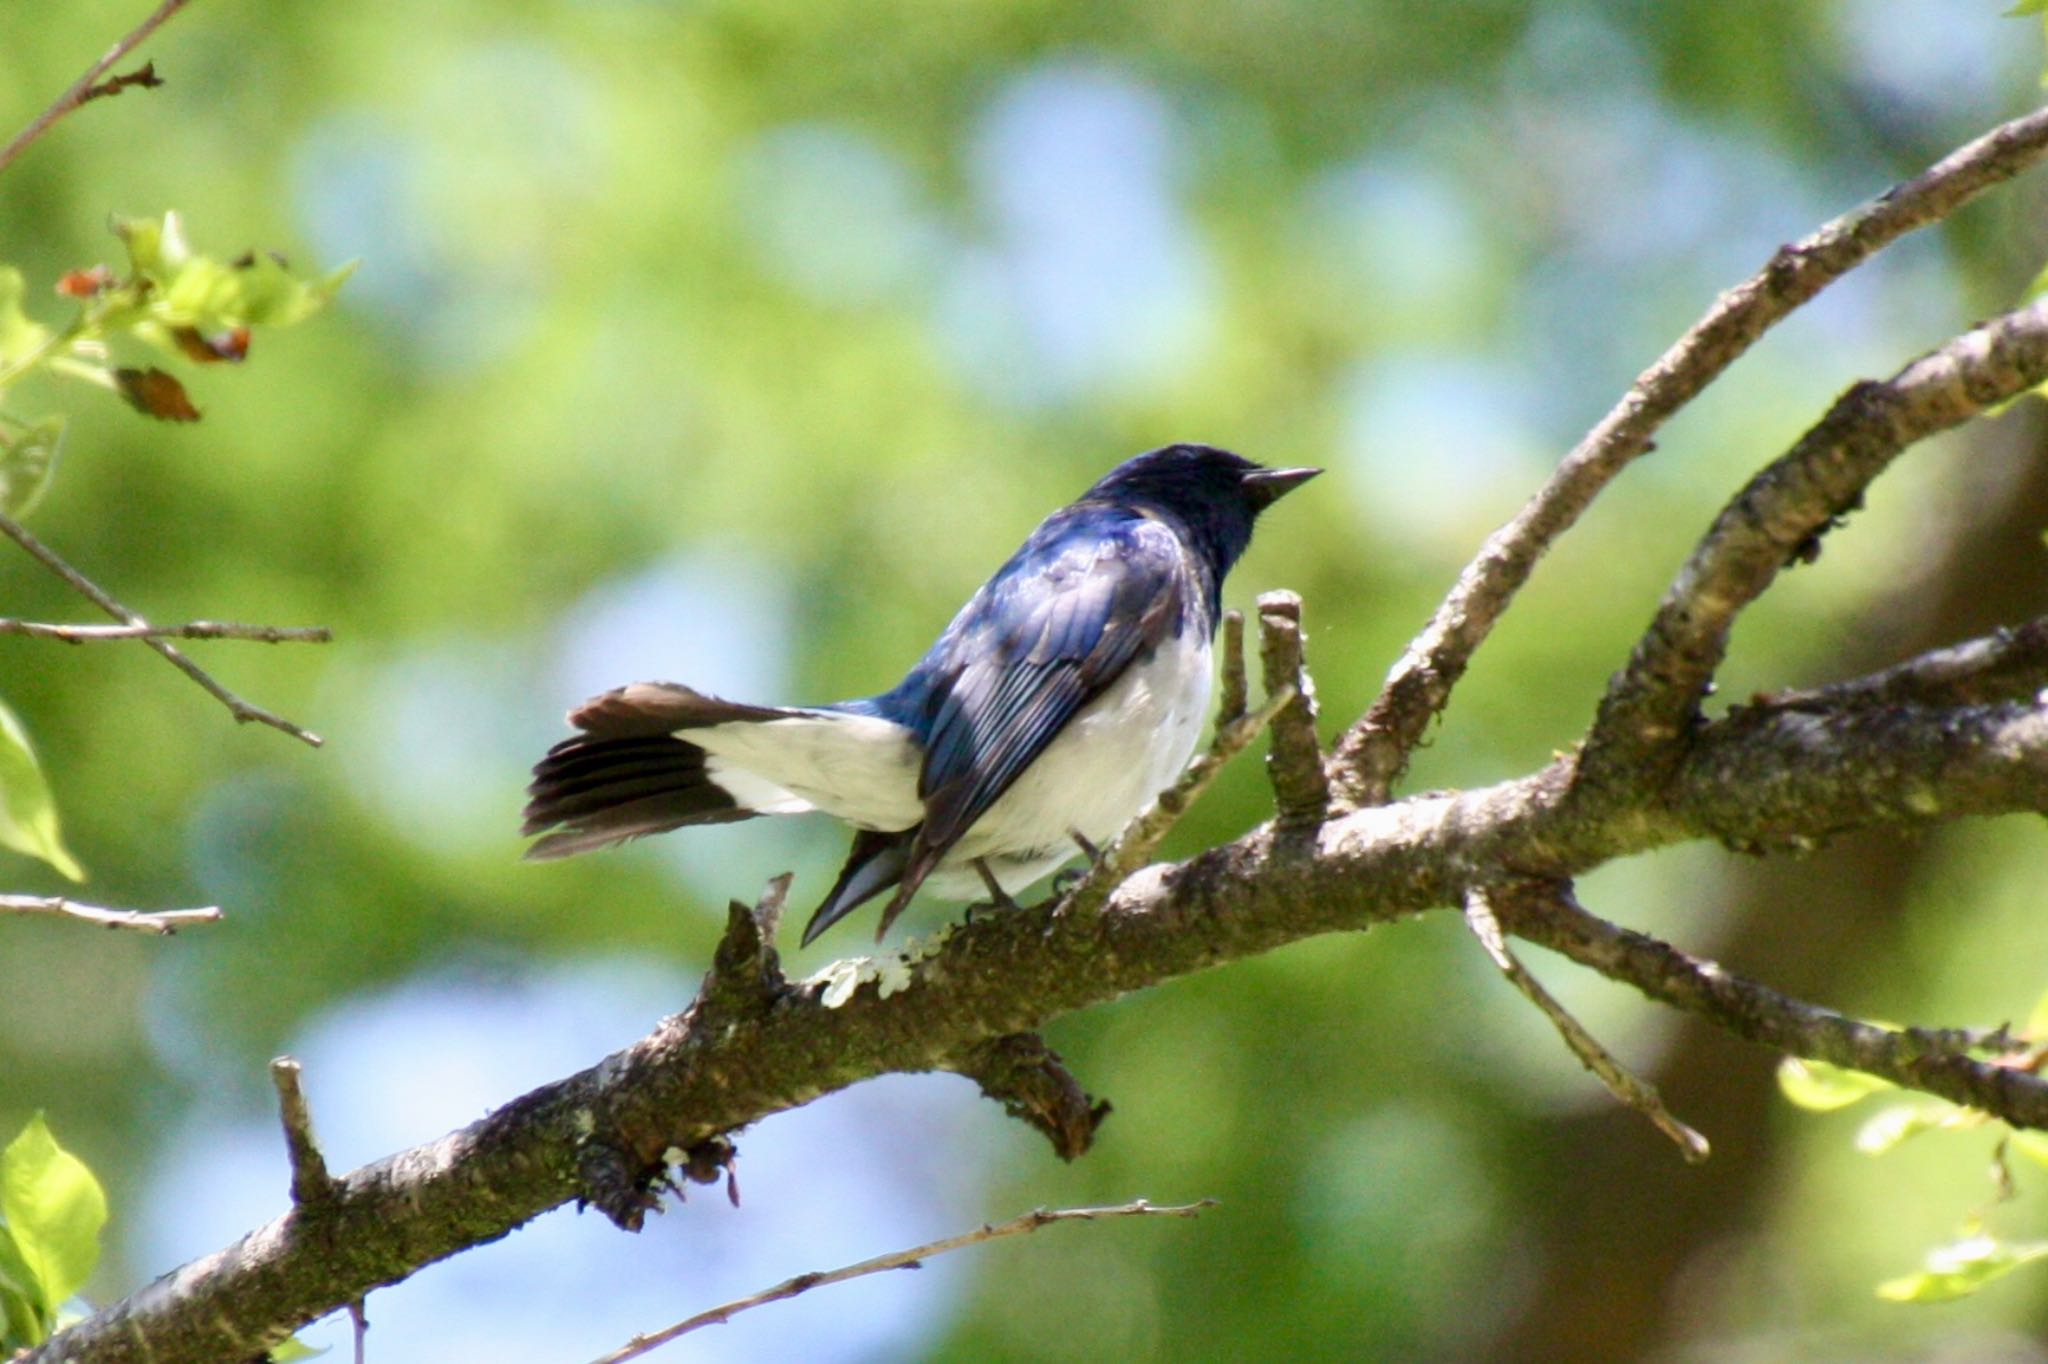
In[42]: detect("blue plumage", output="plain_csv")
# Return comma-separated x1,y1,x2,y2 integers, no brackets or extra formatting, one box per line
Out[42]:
523,444,1318,945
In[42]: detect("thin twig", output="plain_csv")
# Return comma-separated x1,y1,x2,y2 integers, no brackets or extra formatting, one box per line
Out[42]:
1491,882,2041,1116
0,618,332,643
346,1299,367,1364
0,508,324,746
0,0,192,176
269,1056,340,1207
0,893,220,934
1464,886,1709,1163
589,1199,1215,1364
1578,296,2048,796
1328,99,2048,809
1256,591,1329,829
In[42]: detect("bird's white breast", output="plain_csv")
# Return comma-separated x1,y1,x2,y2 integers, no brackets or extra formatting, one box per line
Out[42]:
943,629,1214,879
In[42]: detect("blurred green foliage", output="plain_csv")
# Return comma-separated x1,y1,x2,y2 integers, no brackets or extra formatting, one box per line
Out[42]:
1,1,2047,1360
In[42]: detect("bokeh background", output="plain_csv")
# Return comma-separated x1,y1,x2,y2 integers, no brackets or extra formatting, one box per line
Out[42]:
3,1,2048,1359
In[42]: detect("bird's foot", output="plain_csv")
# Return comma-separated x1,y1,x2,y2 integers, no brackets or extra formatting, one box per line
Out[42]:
972,857,1023,912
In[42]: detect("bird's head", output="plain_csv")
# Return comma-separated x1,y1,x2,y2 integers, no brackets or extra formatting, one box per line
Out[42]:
1086,443,1321,576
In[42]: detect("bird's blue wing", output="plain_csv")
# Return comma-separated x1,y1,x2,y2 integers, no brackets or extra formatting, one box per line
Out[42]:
908,511,1196,877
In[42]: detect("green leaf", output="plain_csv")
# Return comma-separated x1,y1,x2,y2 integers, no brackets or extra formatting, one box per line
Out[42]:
0,416,65,517
1776,1056,1893,1111
0,1115,106,1315
2009,1127,2048,1169
1877,1234,2048,1303
267,1334,330,1361
0,698,84,880
2007,0,2048,16
0,267,52,374
1855,1101,1963,1155
0,1222,50,1348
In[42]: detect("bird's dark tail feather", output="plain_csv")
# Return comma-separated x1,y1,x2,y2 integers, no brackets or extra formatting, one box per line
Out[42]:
522,732,756,860
802,828,914,946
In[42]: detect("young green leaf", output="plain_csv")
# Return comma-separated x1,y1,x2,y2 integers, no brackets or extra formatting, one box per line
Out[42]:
1855,1101,1968,1156
1776,1055,1893,1111
0,267,52,376
2010,1127,2048,1169
267,1334,330,1360
0,1115,107,1320
0,416,65,517
0,1222,49,1348
0,697,85,880
1877,1234,2048,1302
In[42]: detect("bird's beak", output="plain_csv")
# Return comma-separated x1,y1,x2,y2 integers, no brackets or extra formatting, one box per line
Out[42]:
1242,465,1322,510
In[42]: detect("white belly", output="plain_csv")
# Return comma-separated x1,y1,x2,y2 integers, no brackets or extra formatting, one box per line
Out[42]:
930,631,1214,896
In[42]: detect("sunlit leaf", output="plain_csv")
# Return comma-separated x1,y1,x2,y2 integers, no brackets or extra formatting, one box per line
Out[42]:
1855,1101,1964,1155
0,1115,107,1315
2007,0,2048,16
1776,1056,1892,1111
0,697,84,881
2010,1127,2048,1169
1877,1234,2048,1302
267,1334,330,1360
0,267,51,373
113,367,200,422
0,416,64,517
0,1222,48,1348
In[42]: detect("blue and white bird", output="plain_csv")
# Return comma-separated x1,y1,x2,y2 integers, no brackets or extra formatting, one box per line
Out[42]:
522,444,1319,946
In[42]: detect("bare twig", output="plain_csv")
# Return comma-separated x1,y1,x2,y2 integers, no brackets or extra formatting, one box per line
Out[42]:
346,1300,367,1364
0,893,219,934
1578,296,2048,796
0,618,331,643
0,0,192,176
1328,100,2048,809
269,1056,340,1208
0,508,324,746
589,1199,1215,1364
1465,885,1709,1162
1256,591,1329,830
1492,883,2044,1118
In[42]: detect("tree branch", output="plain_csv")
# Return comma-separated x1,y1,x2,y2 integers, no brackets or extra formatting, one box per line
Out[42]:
0,893,220,934
0,0,191,177
0,508,324,746
1327,99,2048,809
1578,296,2048,797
